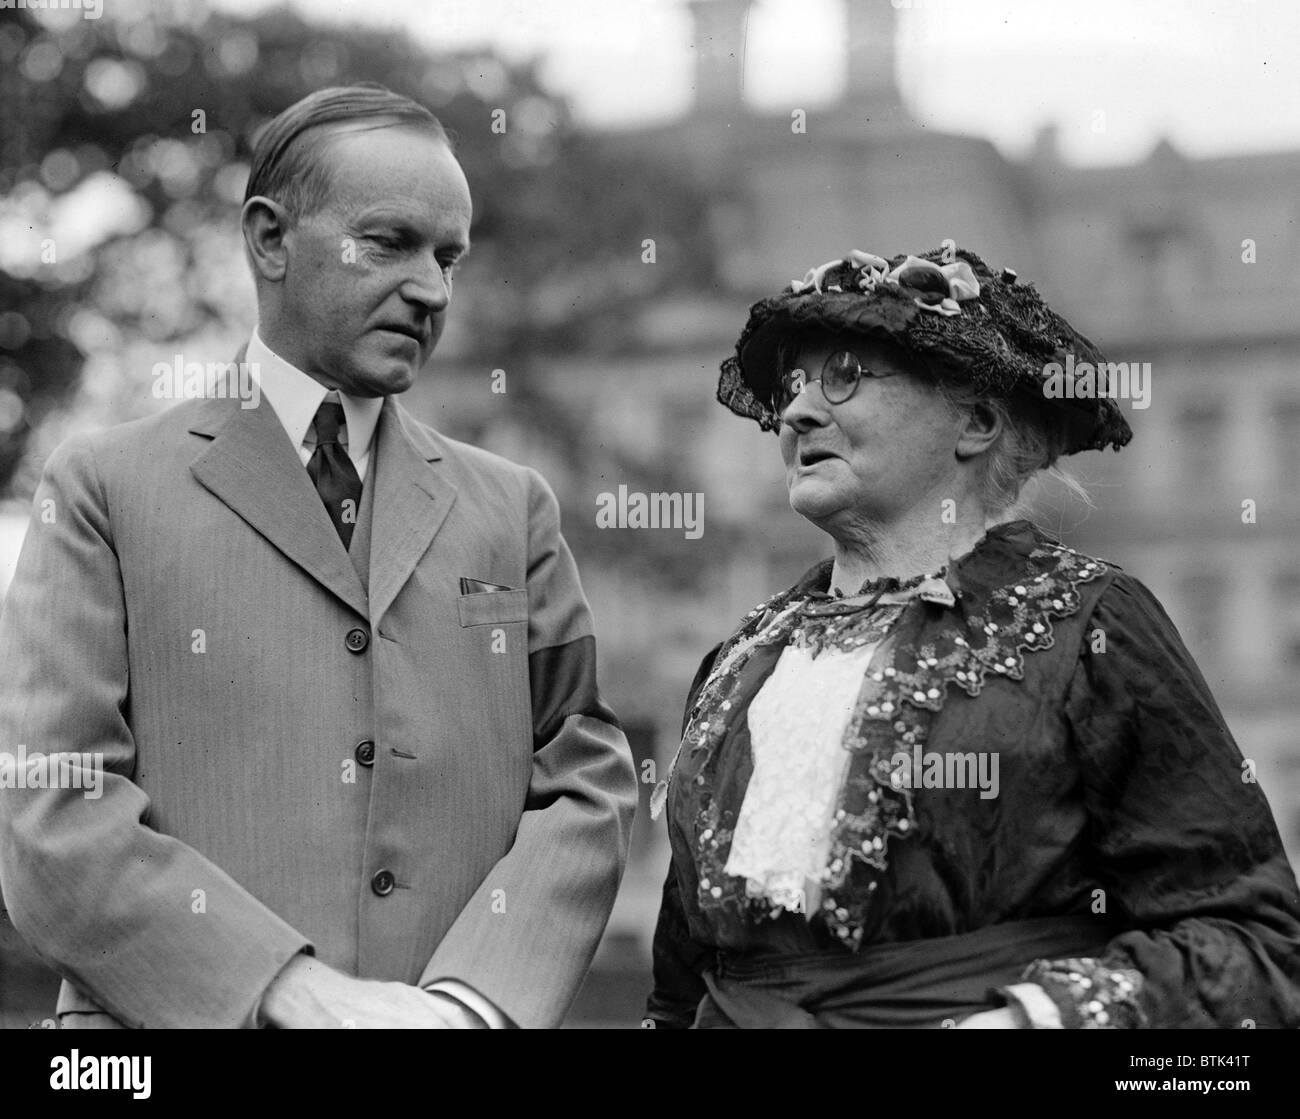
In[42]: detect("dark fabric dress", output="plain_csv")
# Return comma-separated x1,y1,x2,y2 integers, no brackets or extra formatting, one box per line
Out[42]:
644,520,1300,1028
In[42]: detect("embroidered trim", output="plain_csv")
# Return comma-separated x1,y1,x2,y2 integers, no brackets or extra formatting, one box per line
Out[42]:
1022,957,1147,1028
649,582,815,821
816,542,1109,946
656,526,1113,950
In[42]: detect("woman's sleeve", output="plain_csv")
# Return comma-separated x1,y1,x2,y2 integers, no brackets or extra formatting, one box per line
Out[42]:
1032,571,1300,1028
642,642,724,1028
643,864,713,1028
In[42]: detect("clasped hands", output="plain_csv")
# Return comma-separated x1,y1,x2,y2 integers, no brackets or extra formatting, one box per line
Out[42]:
259,955,481,1029
953,1006,1021,1028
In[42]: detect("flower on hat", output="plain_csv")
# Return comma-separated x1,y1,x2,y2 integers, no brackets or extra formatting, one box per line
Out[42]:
720,244,1133,455
790,250,981,317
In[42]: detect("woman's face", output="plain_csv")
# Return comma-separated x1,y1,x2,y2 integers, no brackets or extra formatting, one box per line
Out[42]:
777,331,964,530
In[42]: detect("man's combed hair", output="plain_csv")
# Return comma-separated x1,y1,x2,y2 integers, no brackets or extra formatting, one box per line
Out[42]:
244,83,450,221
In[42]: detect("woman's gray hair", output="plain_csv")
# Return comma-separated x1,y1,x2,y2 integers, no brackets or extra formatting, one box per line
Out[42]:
931,378,1092,518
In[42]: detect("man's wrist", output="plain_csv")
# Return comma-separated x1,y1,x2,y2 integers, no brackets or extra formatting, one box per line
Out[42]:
424,989,489,1028
996,982,1063,1029
257,952,316,1028
424,979,511,1028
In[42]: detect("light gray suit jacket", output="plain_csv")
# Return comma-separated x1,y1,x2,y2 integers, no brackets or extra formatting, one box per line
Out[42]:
0,386,637,1028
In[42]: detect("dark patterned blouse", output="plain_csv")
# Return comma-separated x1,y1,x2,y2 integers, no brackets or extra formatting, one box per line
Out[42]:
645,520,1300,1029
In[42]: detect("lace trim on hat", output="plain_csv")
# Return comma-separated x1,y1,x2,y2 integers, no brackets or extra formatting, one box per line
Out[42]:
717,245,1134,453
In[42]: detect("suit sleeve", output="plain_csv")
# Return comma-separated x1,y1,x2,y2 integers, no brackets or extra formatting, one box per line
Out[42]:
1035,572,1300,1028
418,468,637,1028
0,436,312,1028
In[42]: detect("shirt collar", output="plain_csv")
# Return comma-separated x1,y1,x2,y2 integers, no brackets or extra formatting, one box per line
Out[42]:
245,328,383,457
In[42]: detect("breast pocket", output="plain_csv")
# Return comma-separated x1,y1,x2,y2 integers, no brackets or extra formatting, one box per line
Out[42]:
455,589,533,765
457,588,529,627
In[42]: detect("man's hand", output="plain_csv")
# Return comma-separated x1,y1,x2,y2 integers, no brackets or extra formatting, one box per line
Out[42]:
954,1006,1021,1029
259,955,474,1028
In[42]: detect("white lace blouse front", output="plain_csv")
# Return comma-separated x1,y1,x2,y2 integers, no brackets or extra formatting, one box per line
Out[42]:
724,577,955,917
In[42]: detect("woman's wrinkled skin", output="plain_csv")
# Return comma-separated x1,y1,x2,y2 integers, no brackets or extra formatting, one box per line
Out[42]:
778,331,1004,600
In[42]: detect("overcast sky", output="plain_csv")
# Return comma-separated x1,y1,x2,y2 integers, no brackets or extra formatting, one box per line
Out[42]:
202,0,1300,164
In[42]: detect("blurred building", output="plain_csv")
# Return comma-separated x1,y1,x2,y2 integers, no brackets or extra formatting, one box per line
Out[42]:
403,0,1300,1022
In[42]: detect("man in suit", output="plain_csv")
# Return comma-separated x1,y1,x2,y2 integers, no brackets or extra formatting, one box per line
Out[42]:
0,84,637,1028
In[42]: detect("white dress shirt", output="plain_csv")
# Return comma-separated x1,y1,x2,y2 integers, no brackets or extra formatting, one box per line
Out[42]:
245,329,383,481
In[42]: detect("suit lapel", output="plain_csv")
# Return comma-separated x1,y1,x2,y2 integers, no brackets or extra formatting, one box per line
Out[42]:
367,396,457,625
188,392,370,619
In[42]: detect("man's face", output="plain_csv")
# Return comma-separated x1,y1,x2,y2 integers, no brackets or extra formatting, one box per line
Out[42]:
274,123,472,397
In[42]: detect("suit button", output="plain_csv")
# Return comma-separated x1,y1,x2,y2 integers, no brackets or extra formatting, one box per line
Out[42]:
355,739,376,767
371,869,395,896
345,627,369,653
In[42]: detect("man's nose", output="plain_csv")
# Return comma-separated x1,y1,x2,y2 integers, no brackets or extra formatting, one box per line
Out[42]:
400,254,452,314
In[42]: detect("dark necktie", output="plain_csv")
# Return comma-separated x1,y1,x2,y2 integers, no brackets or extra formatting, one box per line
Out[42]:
306,399,362,549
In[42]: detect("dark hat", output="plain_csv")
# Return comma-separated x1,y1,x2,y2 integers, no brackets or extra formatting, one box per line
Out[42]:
717,246,1133,455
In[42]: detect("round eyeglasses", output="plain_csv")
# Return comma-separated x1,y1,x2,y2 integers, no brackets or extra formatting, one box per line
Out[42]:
772,350,903,415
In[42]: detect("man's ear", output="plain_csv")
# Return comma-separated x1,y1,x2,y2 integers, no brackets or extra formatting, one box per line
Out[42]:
955,402,1003,460
241,196,292,283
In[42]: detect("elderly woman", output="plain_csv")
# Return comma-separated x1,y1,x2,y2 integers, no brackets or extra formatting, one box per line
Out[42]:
643,247,1300,1029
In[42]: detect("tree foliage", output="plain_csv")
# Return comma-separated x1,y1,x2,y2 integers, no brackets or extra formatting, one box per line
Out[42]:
0,3,718,502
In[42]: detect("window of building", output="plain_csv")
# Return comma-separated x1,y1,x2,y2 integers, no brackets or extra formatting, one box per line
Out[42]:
1279,755,1300,866
1177,570,1227,656
1273,399,1300,493
1178,402,1223,487
1276,571,1300,668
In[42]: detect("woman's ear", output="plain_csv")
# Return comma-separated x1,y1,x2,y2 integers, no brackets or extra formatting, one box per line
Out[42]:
955,402,1003,460
241,196,292,283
